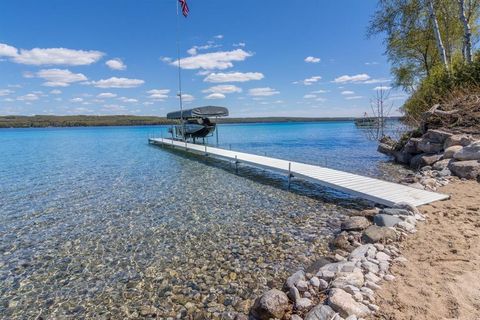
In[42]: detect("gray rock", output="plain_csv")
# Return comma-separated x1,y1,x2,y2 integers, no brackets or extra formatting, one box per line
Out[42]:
361,261,379,274
304,304,340,320
331,232,353,252
453,141,480,161
331,268,365,288
362,226,397,244
403,138,421,154
349,244,374,261
360,286,374,296
318,270,335,281
449,160,480,179
251,289,290,320
432,158,452,170
393,150,413,164
444,134,475,148
289,286,301,303
384,275,395,281
444,145,463,158
377,143,395,155
296,298,314,311
397,221,416,233
341,216,371,232
345,315,358,320
417,140,443,154
291,315,303,320
392,202,420,216
297,280,309,292
328,288,371,317
365,272,382,284
375,252,390,262
380,208,413,216
374,214,402,227
310,277,320,288
318,279,329,290
285,270,306,290
306,257,335,274
423,129,452,144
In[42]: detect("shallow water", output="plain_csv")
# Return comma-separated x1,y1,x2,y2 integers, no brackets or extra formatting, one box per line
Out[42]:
0,122,404,319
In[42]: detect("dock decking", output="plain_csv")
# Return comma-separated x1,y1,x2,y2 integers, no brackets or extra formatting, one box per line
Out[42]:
149,137,449,207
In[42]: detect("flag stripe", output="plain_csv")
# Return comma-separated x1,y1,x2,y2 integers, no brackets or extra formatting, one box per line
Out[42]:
179,0,189,17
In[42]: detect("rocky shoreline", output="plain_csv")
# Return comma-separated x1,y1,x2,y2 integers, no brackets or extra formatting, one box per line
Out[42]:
244,125,480,320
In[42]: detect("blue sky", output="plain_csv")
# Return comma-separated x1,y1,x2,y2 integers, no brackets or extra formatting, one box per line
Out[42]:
0,0,406,117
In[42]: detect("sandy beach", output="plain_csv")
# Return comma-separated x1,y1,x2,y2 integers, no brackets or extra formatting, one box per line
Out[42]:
372,179,480,320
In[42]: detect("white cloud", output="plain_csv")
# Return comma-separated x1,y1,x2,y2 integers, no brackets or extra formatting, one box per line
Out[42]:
202,85,242,94
233,42,246,47
305,56,320,63
36,68,87,87
89,77,145,88
248,87,279,97
0,43,104,65
365,61,379,65
187,43,221,55
17,93,39,101
311,89,328,93
70,97,84,103
333,73,370,83
302,76,322,85
204,72,264,83
102,104,126,112
118,97,138,103
178,93,194,102
374,86,392,91
106,58,126,70
170,49,252,70
303,94,316,99
345,96,364,100
0,89,13,96
147,89,170,100
97,92,117,98
364,78,391,84
50,89,62,94
341,90,355,95
205,93,226,99
0,43,18,57
214,35,224,39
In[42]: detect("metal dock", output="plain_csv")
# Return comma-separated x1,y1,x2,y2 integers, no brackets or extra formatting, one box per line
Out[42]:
149,137,449,207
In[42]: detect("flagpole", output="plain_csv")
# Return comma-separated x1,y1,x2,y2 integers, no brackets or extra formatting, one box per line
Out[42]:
176,0,185,140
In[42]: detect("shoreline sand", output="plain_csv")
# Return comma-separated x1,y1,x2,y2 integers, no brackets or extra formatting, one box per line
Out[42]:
372,179,480,320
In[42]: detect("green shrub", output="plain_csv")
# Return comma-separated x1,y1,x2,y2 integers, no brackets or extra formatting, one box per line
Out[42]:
403,54,480,121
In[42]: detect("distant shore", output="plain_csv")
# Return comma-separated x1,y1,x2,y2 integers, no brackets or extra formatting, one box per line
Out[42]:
0,115,403,128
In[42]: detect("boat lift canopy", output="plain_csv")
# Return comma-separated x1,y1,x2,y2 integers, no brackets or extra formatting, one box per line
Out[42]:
167,106,229,119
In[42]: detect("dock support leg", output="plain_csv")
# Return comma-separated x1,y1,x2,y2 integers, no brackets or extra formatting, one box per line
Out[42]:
288,162,293,190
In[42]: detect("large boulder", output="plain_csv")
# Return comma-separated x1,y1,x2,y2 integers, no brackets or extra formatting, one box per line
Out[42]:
377,143,395,155
423,129,452,144
417,139,443,153
284,270,306,290
432,158,452,171
393,150,413,164
453,141,480,161
444,145,463,159
328,288,370,317
444,134,476,148
331,268,365,288
341,216,371,231
304,304,340,320
410,153,442,169
251,289,290,320
374,214,402,227
403,138,421,154
362,225,397,243
449,160,480,179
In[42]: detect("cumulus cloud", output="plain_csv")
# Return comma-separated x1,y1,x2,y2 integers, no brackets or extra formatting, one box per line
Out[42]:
305,56,320,63
89,77,145,88
303,94,316,99
118,97,138,103
302,76,322,85
147,89,170,100
204,72,264,83
205,93,226,99
333,73,370,83
17,93,39,101
49,89,62,94
35,68,87,87
178,93,194,102
311,89,328,93
0,89,14,96
341,90,355,95
345,96,363,100
97,92,117,98
202,85,242,94
374,86,392,91
70,97,84,103
187,43,221,56
170,49,252,70
106,58,126,70
0,43,104,65
248,87,279,97
214,35,224,39
233,42,246,47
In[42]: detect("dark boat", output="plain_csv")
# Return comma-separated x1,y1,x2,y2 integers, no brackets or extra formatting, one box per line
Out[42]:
167,106,229,140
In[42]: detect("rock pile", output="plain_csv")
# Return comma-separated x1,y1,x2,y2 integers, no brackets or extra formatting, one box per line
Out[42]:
379,129,480,183
249,203,422,320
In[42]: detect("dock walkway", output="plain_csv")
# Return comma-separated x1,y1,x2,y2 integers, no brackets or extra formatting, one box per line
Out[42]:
149,137,449,207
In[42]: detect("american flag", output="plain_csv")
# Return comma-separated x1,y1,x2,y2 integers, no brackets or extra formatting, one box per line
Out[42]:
179,0,189,17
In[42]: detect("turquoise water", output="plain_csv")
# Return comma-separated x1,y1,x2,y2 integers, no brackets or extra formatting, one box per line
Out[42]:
0,122,402,319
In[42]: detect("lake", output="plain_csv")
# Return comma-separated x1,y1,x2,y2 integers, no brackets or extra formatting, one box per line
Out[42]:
0,121,404,319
